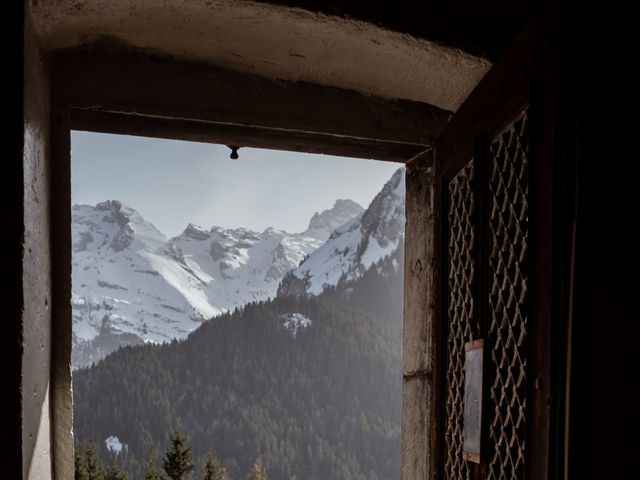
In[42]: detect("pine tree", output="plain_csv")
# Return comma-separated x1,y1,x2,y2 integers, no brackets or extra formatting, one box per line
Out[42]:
246,457,268,480
74,444,89,480
161,432,195,480
84,442,104,480
144,464,164,480
203,451,227,480
103,460,128,480
144,447,165,480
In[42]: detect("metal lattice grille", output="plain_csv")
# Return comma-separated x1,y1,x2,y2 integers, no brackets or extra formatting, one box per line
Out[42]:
445,161,478,480
487,111,529,480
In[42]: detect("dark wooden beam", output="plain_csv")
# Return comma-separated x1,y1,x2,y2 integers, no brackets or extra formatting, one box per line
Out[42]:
53,47,451,162
436,20,535,178
71,109,428,163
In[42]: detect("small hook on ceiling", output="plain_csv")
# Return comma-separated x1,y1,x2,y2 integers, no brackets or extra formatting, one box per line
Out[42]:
228,145,240,160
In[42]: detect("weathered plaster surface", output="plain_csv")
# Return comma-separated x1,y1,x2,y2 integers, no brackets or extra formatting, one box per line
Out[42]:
30,0,490,111
23,12,53,480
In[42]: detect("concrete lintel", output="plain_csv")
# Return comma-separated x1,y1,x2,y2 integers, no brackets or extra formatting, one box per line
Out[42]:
31,0,491,111
53,48,451,161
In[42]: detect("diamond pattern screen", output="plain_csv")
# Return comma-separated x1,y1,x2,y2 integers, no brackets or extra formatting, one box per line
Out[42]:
445,160,478,480
443,109,529,480
486,111,529,480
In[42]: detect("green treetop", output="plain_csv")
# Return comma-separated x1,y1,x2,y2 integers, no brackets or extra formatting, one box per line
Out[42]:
162,432,195,480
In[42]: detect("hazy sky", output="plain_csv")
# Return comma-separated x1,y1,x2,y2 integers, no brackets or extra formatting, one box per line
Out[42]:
71,132,400,237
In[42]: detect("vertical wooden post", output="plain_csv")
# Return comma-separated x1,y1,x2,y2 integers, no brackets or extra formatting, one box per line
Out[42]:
50,99,74,480
401,151,437,480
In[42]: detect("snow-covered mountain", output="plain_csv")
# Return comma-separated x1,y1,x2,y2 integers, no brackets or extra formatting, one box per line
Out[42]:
71,199,362,368
278,168,405,297
303,199,364,241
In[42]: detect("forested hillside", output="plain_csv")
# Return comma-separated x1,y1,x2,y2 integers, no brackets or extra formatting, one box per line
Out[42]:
73,274,403,479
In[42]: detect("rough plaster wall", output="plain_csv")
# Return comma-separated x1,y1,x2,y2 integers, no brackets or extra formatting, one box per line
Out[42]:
30,0,490,111
23,12,53,480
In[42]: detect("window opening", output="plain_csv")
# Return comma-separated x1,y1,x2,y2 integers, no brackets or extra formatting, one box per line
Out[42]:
70,132,406,480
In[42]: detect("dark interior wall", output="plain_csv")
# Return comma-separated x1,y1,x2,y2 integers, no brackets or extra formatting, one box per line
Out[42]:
573,1,637,478
7,1,24,479
21,7,54,480
575,158,638,477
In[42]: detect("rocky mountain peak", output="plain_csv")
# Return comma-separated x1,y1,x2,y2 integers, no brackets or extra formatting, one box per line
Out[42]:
72,201,167,254
182,223,211,241
304,198,364,242
282,168,405,296
360,168,405,247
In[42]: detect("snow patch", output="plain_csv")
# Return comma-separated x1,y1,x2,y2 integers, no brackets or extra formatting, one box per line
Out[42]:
141,251,219,319
282,313,312,338
360,237,399,269
105,436,125,455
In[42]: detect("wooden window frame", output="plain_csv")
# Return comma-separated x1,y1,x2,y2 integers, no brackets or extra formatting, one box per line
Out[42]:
48,46,450,479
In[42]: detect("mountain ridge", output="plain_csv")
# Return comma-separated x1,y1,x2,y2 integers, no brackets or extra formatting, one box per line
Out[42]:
71,198,362,368
278,168,405,298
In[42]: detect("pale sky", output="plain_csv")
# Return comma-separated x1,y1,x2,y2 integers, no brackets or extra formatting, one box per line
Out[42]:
71,131,400,238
